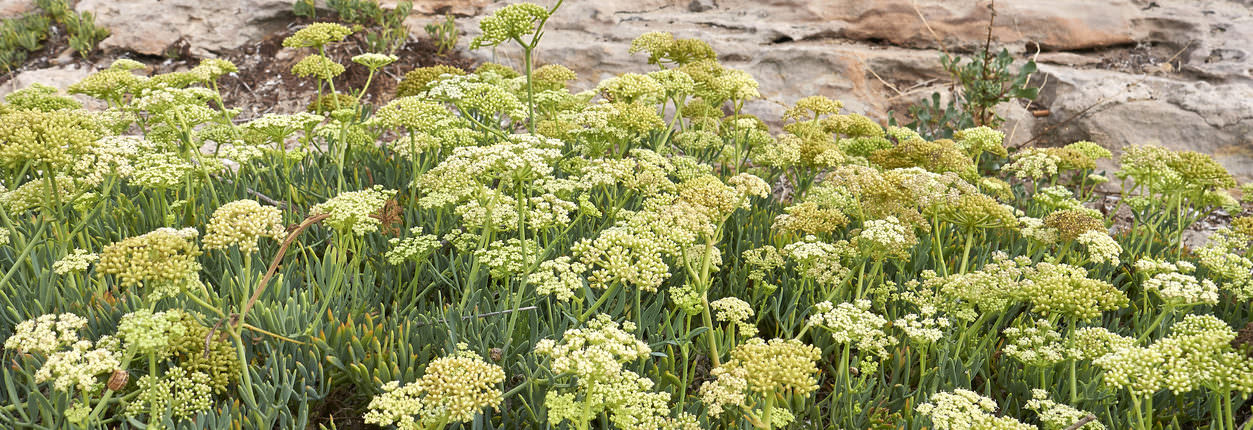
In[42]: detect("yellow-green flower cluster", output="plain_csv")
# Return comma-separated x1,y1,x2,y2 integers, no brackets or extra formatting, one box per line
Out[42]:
726,338,821,395
1042,209,1104,242
67,67,147,102
98,227,202,289
0,109,103,171
190,58,238,83
1117,144,1236,196
117,309,189,356
917,389,1037,430
1097,314,1253,396
869,137,977,181
628,31,716,66
282,22,352,49
241,112,324,145
567,101,665,152
474,238,539,279
598,73,665,104
4,82,81,111
395,65,466,98
203,199,286,254
310,186,397,236
292,54,345,81
166,315,241,394
953,126,1007,158
365,349,505,429
1076,230,1121,265
125,366,214,423
1014,262,1127,321
372,96,457,131
1194,228,1253,300
1067,327,1133,361
385,227,441,266
699,338,821,428
470,3,550,49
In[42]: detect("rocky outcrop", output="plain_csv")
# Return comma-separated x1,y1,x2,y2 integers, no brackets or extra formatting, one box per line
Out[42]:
75,0,293,57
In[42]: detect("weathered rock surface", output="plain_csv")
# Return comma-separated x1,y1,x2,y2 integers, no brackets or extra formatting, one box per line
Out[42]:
0,0,34,17
75,0,293,57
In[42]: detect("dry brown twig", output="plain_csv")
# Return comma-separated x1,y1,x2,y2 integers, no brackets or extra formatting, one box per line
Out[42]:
1063,414,1097,430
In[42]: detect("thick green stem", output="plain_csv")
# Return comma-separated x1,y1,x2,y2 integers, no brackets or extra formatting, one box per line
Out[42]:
958,227,976,274
700,295,722,368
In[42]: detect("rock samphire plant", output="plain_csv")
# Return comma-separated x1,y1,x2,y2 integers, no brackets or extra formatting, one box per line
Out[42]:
1,2,1251,429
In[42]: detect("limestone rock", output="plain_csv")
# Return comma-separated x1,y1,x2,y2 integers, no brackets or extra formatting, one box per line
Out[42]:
1031,64,1253,180
0,0,34,17
76,0,293,57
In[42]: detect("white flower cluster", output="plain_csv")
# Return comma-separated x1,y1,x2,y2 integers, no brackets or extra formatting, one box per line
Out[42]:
74,135,141,186
53,248,99,275
4,313,89,354
1076,230,1121,266
783,236,855,287
917,389,1036,430
1024,389,1104,430
310,186,396,236
1135,258,1219,305
856,216,918,260
1002,148,1060,181
35,337,122,394
531,256,587,302
894,304,951,346
1002,319,1067,368
710,297,757,337
808,300,896,372
536,315,696,430
384,227,441,265
473,238,538,279
125,366,214,423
